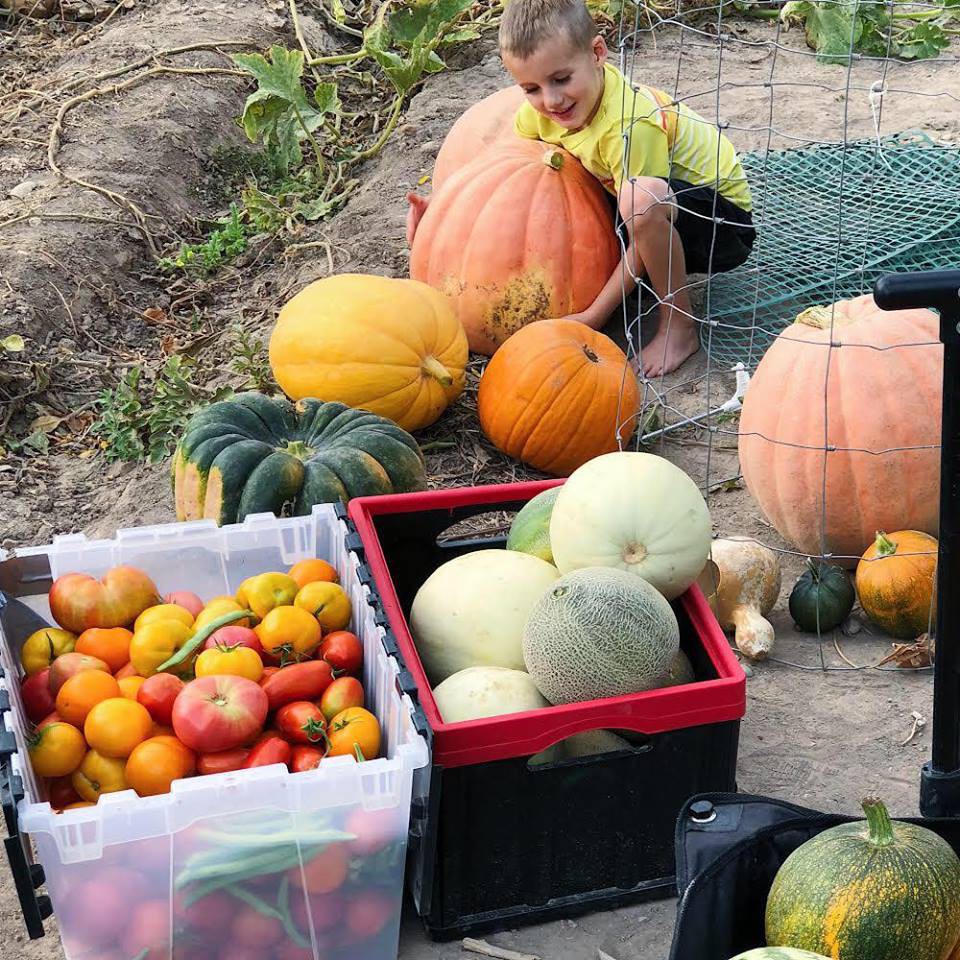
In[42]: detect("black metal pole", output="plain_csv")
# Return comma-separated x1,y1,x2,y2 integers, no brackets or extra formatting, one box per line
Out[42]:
874,270,960,817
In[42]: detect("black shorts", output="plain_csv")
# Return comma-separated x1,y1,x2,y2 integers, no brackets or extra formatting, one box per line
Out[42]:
613,178,755,274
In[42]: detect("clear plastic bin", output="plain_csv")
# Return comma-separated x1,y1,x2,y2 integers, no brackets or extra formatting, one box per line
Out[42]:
0,506,429,960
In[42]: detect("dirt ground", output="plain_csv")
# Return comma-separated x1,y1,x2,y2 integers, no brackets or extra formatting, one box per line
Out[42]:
1,1,957,958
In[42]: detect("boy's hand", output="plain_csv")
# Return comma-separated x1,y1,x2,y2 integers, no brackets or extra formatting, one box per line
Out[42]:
406,192,430,249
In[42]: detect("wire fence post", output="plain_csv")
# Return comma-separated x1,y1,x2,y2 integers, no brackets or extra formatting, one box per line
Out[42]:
874,269,960,817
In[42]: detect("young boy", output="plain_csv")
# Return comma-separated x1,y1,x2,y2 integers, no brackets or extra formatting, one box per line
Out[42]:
408,0,755,377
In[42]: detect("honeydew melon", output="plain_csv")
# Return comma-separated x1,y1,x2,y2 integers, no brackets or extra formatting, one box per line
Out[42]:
432,666,548,723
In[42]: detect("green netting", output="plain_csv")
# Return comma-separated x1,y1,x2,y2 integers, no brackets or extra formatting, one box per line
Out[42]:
703,132,960,368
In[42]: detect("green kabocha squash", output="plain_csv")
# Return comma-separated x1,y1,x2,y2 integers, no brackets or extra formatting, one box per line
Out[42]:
730,951,830,960
788,560,856,633
172,392,426,525
765,797,960,960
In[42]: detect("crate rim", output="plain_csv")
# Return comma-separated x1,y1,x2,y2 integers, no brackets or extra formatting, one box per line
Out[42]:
348,479,746,768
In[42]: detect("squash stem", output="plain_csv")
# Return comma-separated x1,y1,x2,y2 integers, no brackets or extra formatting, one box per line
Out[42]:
282,439,314,461
862,797,895,846
421,355,453,387
874,530,899,558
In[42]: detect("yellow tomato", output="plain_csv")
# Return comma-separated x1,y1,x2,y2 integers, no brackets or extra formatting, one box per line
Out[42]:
134,603,194,631
84,697,153,758
21,628,76,676
327,707,381,761
236,573,299,620
255,606,322,661
193,596,250,632
71,750,128,802
129,620,193,677
118,676,146,700
195,645,264,682
28,722,87,778
294,582,351,632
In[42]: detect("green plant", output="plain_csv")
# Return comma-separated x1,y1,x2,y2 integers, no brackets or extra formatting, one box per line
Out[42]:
157,205,252,275
230,326,276,394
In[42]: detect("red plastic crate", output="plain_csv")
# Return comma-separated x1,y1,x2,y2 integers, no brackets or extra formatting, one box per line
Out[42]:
349,479,746,768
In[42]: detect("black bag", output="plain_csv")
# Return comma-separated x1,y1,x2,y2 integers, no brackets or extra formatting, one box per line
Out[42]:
667,792,960,960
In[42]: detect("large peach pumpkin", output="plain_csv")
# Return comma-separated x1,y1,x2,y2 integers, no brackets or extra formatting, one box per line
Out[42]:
410,140,619,356
432,86,525,190
477,318,639,476
269,273,468,432
738,295,942,563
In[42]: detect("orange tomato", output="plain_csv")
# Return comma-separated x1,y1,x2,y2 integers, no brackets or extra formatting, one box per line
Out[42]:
114,661,139,680
287,558,339,590
195,644,264,682
84,697,153,758
71,749,128,801
20,627,76,676
28,722,86,778
135,603,195,631
56,670,121,727
126,736,196,797
75,627,133,673
118,676,146,700
293,582,351,632
255,606,321,661
326,707,381,761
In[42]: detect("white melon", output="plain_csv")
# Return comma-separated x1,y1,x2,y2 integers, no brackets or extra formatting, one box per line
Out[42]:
549,451,711,600
432,667,549,723
410,548,560,684
523,566,680,704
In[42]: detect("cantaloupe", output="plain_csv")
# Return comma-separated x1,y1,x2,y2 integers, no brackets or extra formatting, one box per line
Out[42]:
410,548,560,684
432,666,549,723
522,566,680,704
506,487,560,563
549,451,711,600
662,649,695,686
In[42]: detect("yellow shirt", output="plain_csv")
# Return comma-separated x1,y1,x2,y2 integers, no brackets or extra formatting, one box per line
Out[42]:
514,63,752,212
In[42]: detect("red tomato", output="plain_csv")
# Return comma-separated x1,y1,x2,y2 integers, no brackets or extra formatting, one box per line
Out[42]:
230,908,284,948
289,842,348,894
122,899,169,960
163,590,204,618
291,891,342,933
37,711,61,730
319,631,363,675
177,889,234,934
204,624,263,655
346,891,395,939
64,867,148,946
259,666,281,687
261,660,334,711
47,776,82,810
290,745,325,773
172,675,268,753
137,673,185,726
319,676,364,723
21,669,55,723
242,734,291,769
275,701,327,744
197,746,250,775
345,806,404,856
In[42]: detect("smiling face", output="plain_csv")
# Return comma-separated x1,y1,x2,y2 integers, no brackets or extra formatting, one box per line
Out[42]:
502,32,608,132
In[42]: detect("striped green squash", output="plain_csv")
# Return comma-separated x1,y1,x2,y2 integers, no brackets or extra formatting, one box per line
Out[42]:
173,392,426,525
765,798,960,960
730,951,830,960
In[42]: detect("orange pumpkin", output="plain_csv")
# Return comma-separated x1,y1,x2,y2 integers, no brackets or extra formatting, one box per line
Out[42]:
432,86,525,190
738,295,942,563
410,140,620,356
855,530,937,639
477,318,639,476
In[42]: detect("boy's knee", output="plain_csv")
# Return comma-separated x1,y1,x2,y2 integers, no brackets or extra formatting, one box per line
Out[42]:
617,177,673,232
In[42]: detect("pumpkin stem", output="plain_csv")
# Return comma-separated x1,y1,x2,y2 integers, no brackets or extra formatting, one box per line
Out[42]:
861,797,896,846
282,439,314,461
582,345,600,364
421,355,453,387
542,148,564,170
874,531,899,557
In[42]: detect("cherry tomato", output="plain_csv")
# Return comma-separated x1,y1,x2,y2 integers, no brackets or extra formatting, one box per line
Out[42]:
75,627,133,674
126,735,196,796
137,672,184,726
195,643,264,682
275,701,327,744
71,749,128,802
254,606,321,663
242,734,291,769
289,842,348,894
197,747,250,775
261,660,334,711
319,631,363,675
290,745,325,773
327,707,381,761
319,676,364,723
20,669,55,723
28,722,86,778
84,697,153,758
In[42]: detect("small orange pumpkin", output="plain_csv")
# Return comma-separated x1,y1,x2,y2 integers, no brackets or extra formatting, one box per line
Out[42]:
477,318,639,476
855,530,937,639
432,86,525,190
411,140,619,356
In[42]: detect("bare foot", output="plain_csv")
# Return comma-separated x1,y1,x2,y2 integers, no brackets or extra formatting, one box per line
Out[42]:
641,321,700,378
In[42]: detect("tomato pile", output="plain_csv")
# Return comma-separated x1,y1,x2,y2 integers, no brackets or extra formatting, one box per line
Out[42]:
19,557,383,810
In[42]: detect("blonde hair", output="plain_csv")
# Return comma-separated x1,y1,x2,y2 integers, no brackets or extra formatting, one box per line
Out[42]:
499,0,598,58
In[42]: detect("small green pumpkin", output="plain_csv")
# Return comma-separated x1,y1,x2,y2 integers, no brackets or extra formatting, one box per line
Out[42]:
765,797,960,960
173,392,426,525
730,951,830,960
788,560,855,633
